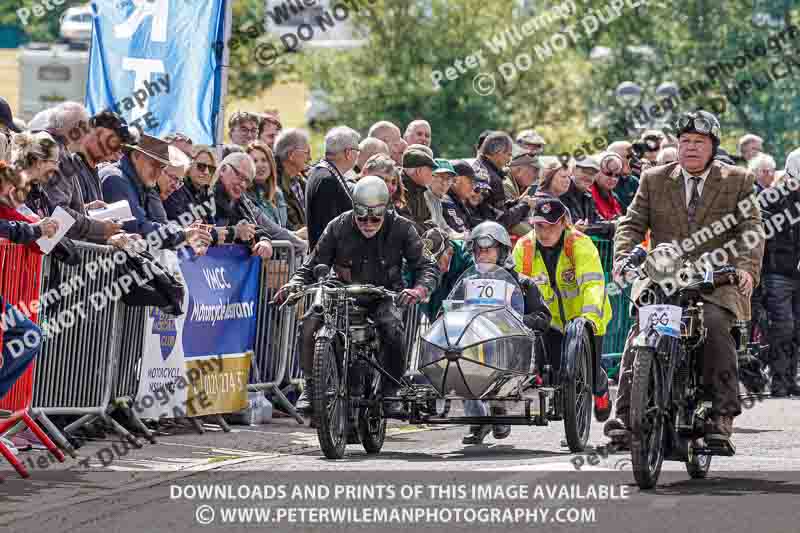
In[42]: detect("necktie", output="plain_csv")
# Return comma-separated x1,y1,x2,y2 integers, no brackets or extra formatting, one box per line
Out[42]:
687,176,701,223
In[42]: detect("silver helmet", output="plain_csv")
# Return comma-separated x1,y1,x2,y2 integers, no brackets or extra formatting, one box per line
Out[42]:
466,221,512,265
352,175,390,208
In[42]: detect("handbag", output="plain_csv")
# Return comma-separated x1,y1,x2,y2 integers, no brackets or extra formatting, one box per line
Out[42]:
116,249,186,316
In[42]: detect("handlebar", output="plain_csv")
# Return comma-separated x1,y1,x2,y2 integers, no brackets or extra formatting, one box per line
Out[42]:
276,280,399,311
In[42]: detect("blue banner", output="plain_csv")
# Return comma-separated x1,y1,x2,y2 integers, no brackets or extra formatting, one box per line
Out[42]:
86,0,227,145
180,246,261,358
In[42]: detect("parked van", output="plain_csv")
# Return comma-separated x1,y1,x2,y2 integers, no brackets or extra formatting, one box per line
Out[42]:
18,42,89,120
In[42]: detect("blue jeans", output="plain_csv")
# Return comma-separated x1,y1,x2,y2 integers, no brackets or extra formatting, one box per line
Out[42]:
0,301,42,400
762,274,800,391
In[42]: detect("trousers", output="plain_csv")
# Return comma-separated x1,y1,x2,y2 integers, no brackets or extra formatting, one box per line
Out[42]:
300,297,407,386
0,302,42,400
615,302,739,421
762,273,800,391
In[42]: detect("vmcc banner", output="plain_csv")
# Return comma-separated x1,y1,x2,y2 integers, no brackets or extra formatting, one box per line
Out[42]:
86,0,227,144
136,246,260,419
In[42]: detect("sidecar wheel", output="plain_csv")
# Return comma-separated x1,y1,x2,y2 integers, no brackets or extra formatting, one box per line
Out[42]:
313,337,347,459
562,322,593,452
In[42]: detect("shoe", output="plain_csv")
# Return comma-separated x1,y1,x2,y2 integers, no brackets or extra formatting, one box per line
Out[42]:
490,407,511,439
706,415,734,442
603,417,631,449
296,380,314,415
594,392,612,422
786,383,800,396
462,425,491,445
10,435,33,452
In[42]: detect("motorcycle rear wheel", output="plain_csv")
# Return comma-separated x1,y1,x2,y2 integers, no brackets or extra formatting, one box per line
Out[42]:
630,348,666,489
313,337,348,459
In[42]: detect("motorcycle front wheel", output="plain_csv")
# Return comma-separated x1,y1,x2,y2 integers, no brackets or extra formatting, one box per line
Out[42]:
562,323,593,452
358,365,387,454
313,337,348,459
630,348,666,489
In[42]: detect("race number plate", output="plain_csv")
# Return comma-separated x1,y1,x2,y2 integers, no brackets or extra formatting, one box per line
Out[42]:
638,304,682,337
464,279,511,306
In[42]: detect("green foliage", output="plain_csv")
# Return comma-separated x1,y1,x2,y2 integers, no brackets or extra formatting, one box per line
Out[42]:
0,0,86,42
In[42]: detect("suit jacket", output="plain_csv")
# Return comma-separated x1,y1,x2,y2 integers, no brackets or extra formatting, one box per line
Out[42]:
614,161,764,320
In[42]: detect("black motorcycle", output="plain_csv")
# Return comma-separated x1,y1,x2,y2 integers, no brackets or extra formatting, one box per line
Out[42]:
279,265,399,459
620,246,743,489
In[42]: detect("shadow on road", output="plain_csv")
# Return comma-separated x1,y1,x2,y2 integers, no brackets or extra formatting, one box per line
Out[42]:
653,476,800,496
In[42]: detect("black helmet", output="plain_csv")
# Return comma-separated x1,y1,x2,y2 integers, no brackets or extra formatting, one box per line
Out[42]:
676,110,721,154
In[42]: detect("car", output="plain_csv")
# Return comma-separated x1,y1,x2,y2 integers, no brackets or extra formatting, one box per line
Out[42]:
60,5,93,43
305,89,337,128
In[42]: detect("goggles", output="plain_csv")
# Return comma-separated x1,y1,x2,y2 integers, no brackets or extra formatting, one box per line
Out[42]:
354,203,387,223
677,114,718,137
472,235,499,249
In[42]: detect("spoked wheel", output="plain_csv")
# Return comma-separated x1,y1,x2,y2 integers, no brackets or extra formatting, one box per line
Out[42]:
562,325,593,452
312,337,348,459
685,448,712,479
630,348,666,489
358,366,387,454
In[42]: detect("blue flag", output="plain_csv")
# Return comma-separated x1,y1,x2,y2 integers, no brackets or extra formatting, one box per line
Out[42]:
86,0,227,145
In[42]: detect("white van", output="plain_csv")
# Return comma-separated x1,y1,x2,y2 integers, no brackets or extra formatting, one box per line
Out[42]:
18,42,90,121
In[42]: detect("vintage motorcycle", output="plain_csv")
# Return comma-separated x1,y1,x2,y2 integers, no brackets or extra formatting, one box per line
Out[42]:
619,244,748,489
281,263,597,459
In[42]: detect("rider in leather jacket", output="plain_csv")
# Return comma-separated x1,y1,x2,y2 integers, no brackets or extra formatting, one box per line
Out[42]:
275,176,438,417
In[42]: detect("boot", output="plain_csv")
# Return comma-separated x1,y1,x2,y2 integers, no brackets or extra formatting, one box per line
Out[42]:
603,416,630,450
296,380,314,415
706,415,733,442
462,425,492,445
491,406,511,439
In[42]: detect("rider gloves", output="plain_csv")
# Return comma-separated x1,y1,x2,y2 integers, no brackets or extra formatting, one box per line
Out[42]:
273,282,302,305
523,312,551,332
398,286,428,307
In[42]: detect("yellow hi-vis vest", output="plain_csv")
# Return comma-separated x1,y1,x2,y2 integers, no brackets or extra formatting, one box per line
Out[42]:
512,228,612,335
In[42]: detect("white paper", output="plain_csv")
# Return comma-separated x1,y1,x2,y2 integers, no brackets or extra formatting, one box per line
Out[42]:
638,304,682,337
464,279,511,307
88,199,132,221
35,207,75,254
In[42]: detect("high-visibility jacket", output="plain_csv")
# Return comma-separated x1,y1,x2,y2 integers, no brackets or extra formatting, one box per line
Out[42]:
512,228,612,335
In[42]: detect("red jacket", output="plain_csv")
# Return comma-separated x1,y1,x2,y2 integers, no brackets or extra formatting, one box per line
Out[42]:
590,183,622,221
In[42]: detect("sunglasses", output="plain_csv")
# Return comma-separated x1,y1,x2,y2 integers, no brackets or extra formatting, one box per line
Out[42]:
354,203,387,223
194,162,216,174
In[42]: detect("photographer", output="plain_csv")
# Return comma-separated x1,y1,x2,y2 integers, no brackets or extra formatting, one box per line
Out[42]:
607,141,640,212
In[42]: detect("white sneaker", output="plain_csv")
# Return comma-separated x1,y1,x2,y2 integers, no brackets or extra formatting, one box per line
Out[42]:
0,436,19,456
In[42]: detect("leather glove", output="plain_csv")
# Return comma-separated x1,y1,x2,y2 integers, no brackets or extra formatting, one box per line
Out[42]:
273,282,301,306
398,286,427,307
523,313,551,332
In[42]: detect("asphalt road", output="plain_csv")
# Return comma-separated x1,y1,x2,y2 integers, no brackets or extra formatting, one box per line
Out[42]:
2,392,799,533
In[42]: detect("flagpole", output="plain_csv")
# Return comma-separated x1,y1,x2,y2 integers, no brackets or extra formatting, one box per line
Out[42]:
216,0,233,160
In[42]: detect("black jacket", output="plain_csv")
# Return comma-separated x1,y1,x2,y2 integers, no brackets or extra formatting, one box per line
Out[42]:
476,156,509,212
402,171,432,234
305,160,352,250
213,182,307,255
560,180,615,239
291,210,438,293
442,192,480,233
70,152,103,205
0,220,41,244
761,184,800,278
164,179,216,224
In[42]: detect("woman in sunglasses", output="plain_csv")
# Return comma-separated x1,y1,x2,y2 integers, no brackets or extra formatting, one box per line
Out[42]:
164,145,218,224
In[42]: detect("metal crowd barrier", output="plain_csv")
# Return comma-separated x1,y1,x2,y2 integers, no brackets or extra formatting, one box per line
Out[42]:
249,242,303,422
0,240,68,478
32,242,144,448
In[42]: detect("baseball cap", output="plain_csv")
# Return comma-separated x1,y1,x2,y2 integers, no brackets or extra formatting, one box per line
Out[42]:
0,97,21,133
531,197,567,224
574,154,601,172
516,129,545,145
403,146,438,169
433,158,455,176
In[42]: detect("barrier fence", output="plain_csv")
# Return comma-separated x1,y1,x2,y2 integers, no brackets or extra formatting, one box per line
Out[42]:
2,233,631,477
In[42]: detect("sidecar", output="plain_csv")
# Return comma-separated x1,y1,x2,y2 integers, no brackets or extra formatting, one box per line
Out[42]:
395,264,594,452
